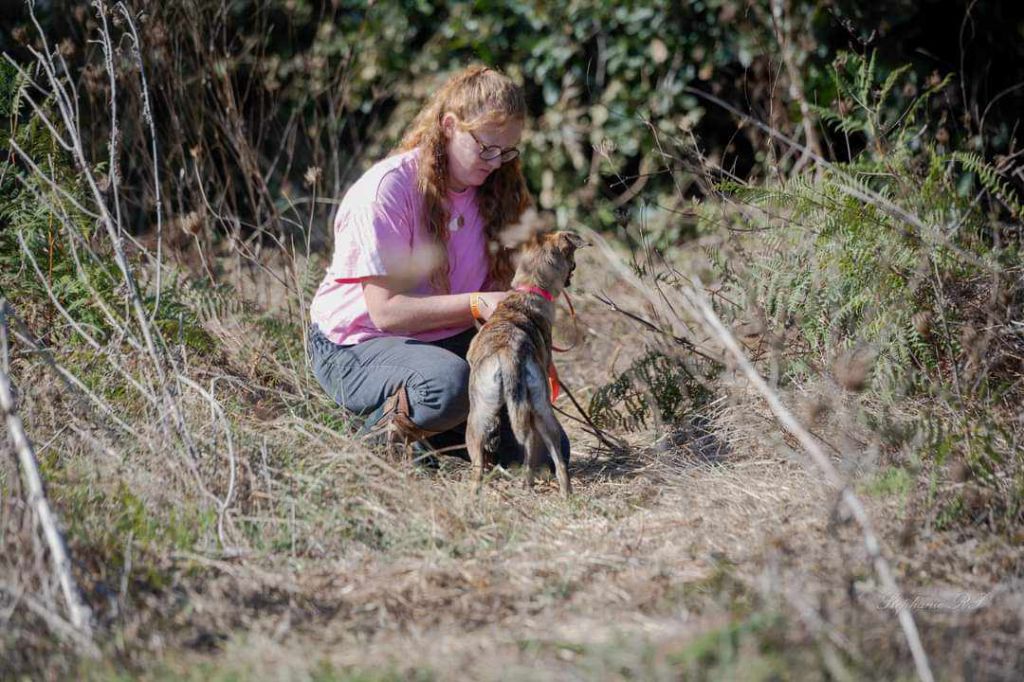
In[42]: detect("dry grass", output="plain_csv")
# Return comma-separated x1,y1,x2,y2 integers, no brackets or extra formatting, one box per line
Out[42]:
6,249,1018,681
3,4,1022,679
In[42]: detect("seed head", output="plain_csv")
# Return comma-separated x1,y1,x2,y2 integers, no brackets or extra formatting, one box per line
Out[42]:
303,166,322,188
179,211,204,236
806,397,830,425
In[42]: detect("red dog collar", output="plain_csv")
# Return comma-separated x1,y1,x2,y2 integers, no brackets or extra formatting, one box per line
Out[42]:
514,284,554,301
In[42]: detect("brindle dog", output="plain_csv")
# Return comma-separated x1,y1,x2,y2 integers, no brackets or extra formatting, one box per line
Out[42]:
466,230,586,498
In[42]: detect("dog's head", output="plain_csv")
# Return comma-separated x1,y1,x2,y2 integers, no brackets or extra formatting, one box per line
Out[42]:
511,230,589,293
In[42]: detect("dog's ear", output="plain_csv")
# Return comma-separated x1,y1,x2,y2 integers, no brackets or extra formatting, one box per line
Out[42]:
556,232,588,253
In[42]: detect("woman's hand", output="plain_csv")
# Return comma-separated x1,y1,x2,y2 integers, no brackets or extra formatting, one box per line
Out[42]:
472,291,508,322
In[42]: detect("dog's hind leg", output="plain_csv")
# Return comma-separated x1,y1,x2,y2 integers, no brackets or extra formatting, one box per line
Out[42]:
522,429,544,491
466,356,503,492
538,407,571,498
525,386,571,498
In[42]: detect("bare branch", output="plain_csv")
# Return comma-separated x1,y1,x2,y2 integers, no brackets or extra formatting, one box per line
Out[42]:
582,226,936,682
0,302,96,651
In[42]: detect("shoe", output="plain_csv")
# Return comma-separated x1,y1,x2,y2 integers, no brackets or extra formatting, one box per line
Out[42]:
356,383,442,464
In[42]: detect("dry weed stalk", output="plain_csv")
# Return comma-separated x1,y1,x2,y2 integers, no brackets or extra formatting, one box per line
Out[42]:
0,1,263,562
176,375,239,554
113,1,166,319
0,301,97,656
6,2,195,455
765,0,823,174
583,226,936,682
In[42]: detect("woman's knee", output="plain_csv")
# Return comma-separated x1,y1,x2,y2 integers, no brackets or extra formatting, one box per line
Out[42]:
406,355,470,432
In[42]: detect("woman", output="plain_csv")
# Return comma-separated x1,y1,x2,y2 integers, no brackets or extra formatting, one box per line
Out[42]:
308,65,570,466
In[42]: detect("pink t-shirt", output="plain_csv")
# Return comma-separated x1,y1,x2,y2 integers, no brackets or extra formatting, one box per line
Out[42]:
310,148,492,345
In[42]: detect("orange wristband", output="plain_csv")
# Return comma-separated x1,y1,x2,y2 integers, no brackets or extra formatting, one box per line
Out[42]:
469,293,484,322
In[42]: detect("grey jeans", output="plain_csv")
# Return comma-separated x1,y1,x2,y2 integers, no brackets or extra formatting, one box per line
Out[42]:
308,324,570,465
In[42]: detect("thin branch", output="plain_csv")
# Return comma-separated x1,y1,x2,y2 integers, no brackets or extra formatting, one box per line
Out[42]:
0,301,96,650
0,581,99,658
582,226,935,682
552,380,629,452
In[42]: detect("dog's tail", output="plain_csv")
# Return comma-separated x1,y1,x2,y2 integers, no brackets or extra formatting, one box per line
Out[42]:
505,356,561,456
504,356,570,494
501,356,548,456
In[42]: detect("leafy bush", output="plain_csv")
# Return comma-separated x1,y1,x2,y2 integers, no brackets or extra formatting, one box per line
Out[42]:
0,62,112,337
700,55,1023,532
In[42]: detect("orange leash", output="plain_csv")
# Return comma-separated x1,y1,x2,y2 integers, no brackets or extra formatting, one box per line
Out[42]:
549,290,579,402
547,362,560,403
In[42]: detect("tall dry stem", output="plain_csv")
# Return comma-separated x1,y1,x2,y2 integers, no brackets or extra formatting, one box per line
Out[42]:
583,226,935,682
0,301,97,656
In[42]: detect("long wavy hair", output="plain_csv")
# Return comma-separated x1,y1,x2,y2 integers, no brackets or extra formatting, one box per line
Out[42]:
396,65,530,293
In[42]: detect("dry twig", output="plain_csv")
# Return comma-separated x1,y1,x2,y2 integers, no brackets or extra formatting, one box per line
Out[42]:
582,227,936,682
0,301,96,654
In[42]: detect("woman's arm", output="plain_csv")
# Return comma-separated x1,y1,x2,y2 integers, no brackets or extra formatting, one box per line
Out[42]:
362,277,506,334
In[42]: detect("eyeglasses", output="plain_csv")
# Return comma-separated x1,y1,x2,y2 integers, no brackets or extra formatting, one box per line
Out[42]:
467,129,520,163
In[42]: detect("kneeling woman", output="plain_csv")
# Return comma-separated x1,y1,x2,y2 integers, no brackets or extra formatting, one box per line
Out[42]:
308,65,569,465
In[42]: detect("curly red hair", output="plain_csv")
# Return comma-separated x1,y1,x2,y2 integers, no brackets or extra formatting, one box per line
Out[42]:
396,65,531,293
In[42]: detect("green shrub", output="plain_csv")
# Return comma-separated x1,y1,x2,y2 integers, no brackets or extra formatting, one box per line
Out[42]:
589,350,716,432
699,56,1023,533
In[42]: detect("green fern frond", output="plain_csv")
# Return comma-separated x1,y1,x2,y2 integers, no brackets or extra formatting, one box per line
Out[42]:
588,350,715,432
952,151,1023,218
878,64,912,106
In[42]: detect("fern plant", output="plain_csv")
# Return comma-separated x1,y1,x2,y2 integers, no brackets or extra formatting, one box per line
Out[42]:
703,55,1023,532
952,151,1023,219
708,48,1014,398
720,154,997,396
1,64,220,360
589,350,715,433
810,50,952,157
0,76,115,339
